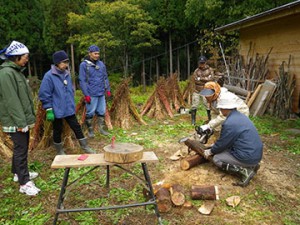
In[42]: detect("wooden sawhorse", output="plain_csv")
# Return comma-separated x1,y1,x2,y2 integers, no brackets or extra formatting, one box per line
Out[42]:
51,152,162,225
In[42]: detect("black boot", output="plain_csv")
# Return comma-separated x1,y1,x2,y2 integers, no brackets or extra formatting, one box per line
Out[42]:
85,118,95,138
98,116,109,136
190,109,197,125
221,163,259,187
53,142,66,155
78,138,96,154
206,110,211,121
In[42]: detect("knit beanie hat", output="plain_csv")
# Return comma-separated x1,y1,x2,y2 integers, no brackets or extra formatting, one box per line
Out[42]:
88,45,100,52
52,50,69,64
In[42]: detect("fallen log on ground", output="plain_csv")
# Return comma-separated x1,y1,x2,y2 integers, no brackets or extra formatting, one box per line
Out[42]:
180,154,207,170
191,185,219,200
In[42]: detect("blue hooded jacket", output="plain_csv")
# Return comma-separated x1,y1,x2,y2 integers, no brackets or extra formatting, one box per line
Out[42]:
39,65,75,119
78,58,110,97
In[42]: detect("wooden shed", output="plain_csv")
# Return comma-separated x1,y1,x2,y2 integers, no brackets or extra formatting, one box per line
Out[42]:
216,1,300,113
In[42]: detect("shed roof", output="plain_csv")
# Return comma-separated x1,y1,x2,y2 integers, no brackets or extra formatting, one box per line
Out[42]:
215,0,300,32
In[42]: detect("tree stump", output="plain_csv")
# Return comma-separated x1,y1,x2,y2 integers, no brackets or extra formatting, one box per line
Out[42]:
103,143,143,164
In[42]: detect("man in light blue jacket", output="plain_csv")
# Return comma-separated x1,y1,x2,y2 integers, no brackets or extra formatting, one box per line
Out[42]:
79,45,111,137
39,50,95,155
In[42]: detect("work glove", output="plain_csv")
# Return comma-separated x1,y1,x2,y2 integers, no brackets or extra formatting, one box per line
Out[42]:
200,124,211,132
17,126,29,133
46,108,55,121
106,91,112,101
84,96,91,104
203,149,212,159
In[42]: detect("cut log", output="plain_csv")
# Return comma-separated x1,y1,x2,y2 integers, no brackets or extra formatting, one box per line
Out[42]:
103,143,143,163
153,182,171,195
183,139,212,160
170,184,185,206
155,187,172,213
180,154,207,170
191,185,219,200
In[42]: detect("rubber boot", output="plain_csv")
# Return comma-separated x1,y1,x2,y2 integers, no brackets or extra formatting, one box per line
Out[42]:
85,118,95,138
221,163,259,187
98,116,109,136
190,109,197,125
78,138,96,154
206,110,211,121
53,142,66,155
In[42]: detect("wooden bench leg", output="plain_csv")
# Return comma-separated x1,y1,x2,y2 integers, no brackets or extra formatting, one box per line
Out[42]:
53,168,70,225
141,163,162,225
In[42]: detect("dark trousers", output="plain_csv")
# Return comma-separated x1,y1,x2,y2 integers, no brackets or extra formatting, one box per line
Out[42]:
10,131,30,185
53,114,84,143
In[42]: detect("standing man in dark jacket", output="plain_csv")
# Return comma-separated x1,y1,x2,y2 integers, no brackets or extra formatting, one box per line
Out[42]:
190,56,215,125
0,41,40,196
79,45,111,137
204,92,263,187
39,50,95,155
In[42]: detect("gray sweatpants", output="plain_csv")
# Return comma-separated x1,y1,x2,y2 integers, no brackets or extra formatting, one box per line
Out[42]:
212,150,257,168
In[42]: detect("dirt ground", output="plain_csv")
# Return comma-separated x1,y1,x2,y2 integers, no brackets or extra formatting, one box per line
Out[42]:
69,118,299,225
1,116,300,225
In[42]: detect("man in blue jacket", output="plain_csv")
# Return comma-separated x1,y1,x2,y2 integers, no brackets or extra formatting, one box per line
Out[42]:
79,45,111,137
204,92,263,187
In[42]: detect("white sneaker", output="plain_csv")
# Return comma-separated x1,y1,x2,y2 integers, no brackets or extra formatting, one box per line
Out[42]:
13,171,39,182
19,181,41,196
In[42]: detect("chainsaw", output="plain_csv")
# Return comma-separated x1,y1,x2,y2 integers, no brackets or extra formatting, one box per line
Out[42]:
178,125,214,144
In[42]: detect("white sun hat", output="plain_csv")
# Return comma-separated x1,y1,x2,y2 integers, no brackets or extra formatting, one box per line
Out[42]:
217,91,239,109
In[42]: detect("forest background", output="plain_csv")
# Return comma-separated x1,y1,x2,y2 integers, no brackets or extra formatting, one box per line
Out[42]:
0,0,295,87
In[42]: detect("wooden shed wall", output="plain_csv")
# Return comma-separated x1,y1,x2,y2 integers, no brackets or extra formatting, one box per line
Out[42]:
239,14,300,112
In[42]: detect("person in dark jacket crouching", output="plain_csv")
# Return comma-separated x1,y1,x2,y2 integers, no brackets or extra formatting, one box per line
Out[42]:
203,92,263,187
39,50,95,155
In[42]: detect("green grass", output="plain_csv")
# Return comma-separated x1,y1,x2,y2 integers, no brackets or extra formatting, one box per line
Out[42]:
252,115,300,154
1,83,300,224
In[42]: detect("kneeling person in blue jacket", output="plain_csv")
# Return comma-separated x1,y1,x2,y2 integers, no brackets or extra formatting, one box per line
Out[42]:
39,50,95,155
204,92,263,187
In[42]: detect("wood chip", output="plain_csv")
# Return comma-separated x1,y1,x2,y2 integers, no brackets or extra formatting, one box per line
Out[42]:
198,201,215,215
226,196,241,208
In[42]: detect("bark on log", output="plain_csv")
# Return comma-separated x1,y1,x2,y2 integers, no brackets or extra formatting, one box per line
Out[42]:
183,139,212,161
191,185,219,200
155,187,172,213
180,154,207,170
170,184,185,206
